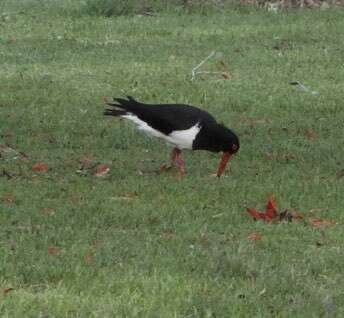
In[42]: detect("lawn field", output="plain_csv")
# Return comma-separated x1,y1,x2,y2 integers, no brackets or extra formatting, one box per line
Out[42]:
1,1,344,317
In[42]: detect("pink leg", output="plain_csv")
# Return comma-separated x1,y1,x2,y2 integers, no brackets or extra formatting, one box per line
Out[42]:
170,147,179,164
160,148,179,173
173,148,185,179
160,148,185,179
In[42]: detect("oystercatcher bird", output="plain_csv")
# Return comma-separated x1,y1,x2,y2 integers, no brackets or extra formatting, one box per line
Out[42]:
104,96,239,178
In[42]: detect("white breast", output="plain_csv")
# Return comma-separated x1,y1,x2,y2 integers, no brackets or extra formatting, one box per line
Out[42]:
121,114,201,150
168,124,201,149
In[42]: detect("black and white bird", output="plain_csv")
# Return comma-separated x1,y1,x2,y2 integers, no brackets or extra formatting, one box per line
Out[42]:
104,96,239,178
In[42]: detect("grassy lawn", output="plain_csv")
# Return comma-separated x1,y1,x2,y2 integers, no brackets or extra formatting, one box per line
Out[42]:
1,1,344,316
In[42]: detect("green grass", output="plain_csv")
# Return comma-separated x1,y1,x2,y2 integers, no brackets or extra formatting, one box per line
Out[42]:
1,1,344,316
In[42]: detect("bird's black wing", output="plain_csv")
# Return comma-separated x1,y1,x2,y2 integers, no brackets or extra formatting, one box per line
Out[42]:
105,96,217,135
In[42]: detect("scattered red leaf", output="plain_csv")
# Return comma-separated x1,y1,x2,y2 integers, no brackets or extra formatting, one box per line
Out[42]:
94,164,110,177
3,288,14,295
32,162,49,172
84,252,94,265
265,196,277,219
47,247,60,255
161,229,174,240
246,208,266,221
246,196,301,223
247,232,262,241
303,128,316,140
246,196,277,221
309,218,336,228
246,197,337,228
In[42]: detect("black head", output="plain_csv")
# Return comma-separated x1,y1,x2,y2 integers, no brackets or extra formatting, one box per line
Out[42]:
222,127,240,155
193,123,240,154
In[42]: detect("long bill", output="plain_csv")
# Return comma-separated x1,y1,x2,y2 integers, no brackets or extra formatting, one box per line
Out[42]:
216,152,231,177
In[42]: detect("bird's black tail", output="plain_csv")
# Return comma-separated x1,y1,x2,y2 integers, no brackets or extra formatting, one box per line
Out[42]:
104,96,140,117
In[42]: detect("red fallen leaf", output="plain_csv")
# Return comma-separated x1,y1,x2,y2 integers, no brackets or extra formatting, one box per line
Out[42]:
247,205,276,221
32,162,49,172
304,128,316,140
3,288,14,295
84,253,94,265
247,232,262,241
47,247,60,254
266,196,276,211
94,164,110,177
309,218,336,228
246,207,265,220
265,196,277,220
161,229,174,240
246,196,301,223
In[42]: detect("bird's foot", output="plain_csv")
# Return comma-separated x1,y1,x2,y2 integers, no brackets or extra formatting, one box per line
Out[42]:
160,148,185,179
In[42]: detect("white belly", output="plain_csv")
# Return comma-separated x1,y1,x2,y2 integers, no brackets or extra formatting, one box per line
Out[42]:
122,114,200,150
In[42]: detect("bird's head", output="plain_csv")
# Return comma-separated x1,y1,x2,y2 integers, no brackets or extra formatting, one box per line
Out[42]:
216,126,240,177
192,122,240,177
223,131,240,155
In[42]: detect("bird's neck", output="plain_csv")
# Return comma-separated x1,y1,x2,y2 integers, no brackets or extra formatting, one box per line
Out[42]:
192,124,222,152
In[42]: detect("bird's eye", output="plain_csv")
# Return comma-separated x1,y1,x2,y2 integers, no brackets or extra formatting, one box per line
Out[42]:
232,144,238,151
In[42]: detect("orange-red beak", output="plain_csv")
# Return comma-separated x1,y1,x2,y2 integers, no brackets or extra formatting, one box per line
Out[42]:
216,152,231,177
